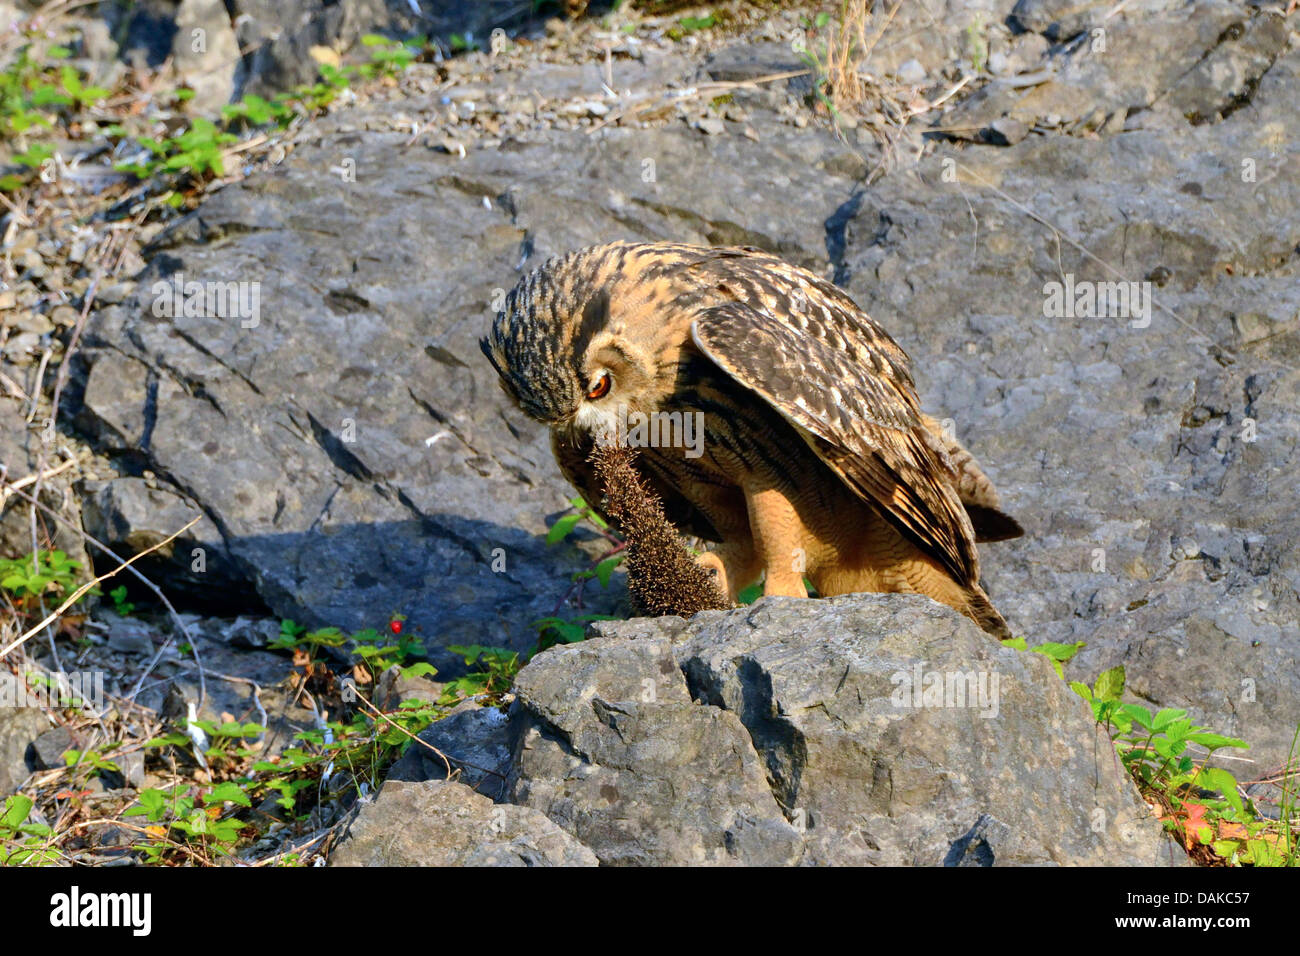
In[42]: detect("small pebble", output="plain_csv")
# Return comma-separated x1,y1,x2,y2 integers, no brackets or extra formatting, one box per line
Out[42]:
896,58,926,85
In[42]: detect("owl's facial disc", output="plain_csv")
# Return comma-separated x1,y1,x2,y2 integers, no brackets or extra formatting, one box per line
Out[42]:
571,338,647,440
572,367,618,436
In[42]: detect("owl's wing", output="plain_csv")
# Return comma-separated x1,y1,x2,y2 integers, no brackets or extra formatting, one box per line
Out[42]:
690,300,980,585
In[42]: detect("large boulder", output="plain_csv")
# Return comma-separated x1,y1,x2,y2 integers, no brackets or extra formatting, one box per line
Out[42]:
505,595,1178,866
509,629,805,866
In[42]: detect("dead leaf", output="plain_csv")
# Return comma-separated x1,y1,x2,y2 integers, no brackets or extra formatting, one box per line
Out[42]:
1217,821,1248,841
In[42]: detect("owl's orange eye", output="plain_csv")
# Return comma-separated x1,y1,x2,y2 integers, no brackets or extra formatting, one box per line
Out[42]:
586,372,612,400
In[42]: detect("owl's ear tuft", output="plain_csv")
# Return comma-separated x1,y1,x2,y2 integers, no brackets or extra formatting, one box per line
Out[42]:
480,335,504,375
573,289,611,357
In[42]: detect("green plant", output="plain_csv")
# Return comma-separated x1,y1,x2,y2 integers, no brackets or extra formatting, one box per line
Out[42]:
442,645,522,701
532,613,619,653
351,626,427,676
0,795,58,865
108,584,134,616
679,14,717,32
0,36,109,192
115,116,238,179
361,33,426,71
0,549,81,607
124,783,243,860
546,495,629,609
62,748,121,778
1070,664,1297,866
271,618,427,684
221,93,294,128
447,33,480,54
128,689,444,862
55,64,110,108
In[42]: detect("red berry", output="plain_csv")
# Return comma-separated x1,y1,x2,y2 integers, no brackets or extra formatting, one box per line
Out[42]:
390,619,402,634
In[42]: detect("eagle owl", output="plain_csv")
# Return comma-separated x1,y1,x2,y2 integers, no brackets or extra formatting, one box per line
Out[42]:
481,241,1022,639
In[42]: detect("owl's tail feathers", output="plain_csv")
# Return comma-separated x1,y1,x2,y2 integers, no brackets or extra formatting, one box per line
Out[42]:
963,584,1014,642
965,504,1024,543
919,414,1024,543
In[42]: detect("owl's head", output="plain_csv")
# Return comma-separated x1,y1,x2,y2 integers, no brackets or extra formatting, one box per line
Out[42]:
480,248,660,435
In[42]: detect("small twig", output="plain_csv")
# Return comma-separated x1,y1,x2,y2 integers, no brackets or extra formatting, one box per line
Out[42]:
587,70,811,134
0,459,76,504
67,818,209,865
350,690,506,783
1,518,200,659
247,825,336,867
0,480,208,708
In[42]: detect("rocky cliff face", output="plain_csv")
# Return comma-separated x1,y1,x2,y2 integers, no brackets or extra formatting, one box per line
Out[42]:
66,0,1300,770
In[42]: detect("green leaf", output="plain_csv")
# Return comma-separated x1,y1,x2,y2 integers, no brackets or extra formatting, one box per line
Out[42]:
1152,737,1178,760
205,782,252,807
60,65,82,96
546,513,583,545
1163,718,1193,744
551,623,585,644
1210,839,1239,859
14,143,54,167
30,84,71,107
400,662,438,680
1121,703,1154,730
1032,640,1086,663
1196,767,1244,815
1068,681,1093,702
1151,707,1186,732
3,795,34,829
594,554,623,588
143,733,190,748
1093,665,1125,702
1186,732,1250,751
679,15,716,31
